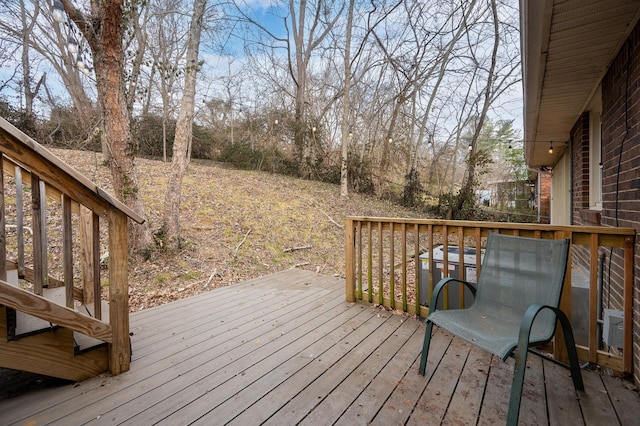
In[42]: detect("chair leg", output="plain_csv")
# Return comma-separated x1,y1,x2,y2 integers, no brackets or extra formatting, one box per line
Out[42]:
507,347,528,426
419,321,434,376
555,309,585,392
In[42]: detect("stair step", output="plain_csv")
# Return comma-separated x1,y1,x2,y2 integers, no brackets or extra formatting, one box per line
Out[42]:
74,301,110,352
13,287,65,337
8,284,110,353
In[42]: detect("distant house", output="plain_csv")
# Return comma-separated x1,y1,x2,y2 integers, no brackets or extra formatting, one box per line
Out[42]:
521,0,640,386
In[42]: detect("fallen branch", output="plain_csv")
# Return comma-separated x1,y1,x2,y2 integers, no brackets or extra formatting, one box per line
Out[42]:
283,245,312,253
293,262,310,268
234,228,252,257
204,268,219,287
300,195,342,229
319,208,343,229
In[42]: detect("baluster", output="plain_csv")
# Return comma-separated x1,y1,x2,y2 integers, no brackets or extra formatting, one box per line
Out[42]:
39,179,48,287
356,220,362,301
413,223,420,314
377,221,383,305
458,226,465,309
32,175,43,295
62,195,73,308
0,154,6,282
442,225,449,310
80,206,101,319
401,222,407,312
14,166,24,278
366,221,372,302
92,211,101,320
389,221,395,309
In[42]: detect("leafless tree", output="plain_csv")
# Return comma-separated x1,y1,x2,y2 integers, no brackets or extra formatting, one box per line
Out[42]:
59,0,152,251
0,0,94,124
452,0,520,218
233,0,344,174
161,0,208,250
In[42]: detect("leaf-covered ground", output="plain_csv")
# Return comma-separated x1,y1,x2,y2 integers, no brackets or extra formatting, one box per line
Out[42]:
52,149,425,312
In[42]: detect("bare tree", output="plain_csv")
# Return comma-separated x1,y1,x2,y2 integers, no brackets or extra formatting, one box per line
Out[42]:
452,0,520,218
339,0,355,198
17,0,46,130
234,0,344,174
161,0,208,250
0,0,94,124
59,0,152,251
144,0,190,162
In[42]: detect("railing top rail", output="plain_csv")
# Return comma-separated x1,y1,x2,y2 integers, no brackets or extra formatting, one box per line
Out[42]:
0,116,144,224
346,216,636,237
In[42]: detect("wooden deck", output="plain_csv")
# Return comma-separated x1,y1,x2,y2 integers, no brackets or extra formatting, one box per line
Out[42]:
1,269,638,425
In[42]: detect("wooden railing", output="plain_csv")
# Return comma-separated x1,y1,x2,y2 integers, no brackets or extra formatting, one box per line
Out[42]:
0,117,144,377
345,217,636,374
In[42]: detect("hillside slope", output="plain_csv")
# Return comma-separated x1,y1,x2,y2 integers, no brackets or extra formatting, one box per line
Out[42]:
52,149,425,311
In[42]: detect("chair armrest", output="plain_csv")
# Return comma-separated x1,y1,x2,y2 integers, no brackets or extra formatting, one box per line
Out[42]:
517,303,549,352
428,277,477,313
518,303,576,350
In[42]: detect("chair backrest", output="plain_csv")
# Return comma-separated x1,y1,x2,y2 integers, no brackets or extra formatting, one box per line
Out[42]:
474,233,570,341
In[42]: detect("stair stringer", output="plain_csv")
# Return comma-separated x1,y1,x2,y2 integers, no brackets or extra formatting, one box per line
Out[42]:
0,306,108,381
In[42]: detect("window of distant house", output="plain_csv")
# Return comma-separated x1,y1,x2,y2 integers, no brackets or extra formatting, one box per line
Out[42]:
588,86,602,210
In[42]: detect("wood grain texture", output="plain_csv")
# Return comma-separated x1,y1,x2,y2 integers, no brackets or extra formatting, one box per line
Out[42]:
0,117,144,223
107,209,130,375
0,280,111,342
1,270,639,426
0,309,108,381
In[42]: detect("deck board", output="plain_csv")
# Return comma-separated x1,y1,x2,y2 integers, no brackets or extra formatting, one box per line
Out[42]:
409,337,473,425
1,269,639,425
333,324,424,425
580,369,619,426
441,344,492,425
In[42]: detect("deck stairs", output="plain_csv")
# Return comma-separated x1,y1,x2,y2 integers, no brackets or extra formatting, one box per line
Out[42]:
0,265,110,381
0,116,144,382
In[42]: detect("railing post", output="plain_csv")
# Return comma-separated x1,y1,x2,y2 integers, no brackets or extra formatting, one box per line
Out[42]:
345,217,355,303
623,235,634,373
108,208,130,375
588,233,599,364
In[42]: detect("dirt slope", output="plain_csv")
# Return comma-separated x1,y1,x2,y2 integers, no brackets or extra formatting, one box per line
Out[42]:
52,149,425,311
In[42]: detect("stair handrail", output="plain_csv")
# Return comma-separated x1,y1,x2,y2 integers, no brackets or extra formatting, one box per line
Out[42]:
0,116,144,376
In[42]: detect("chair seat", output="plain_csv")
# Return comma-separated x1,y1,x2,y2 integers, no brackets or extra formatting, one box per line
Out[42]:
428,306,550,361
418,234,584,426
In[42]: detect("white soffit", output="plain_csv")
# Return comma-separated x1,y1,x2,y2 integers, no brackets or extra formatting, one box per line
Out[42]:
522,0,640,168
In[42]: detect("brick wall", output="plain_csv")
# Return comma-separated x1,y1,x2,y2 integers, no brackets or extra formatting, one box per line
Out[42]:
570,113,592,269
600,21,640,386
538,172,551,224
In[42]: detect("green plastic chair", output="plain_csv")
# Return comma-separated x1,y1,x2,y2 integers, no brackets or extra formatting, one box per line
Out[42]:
418,233,584,425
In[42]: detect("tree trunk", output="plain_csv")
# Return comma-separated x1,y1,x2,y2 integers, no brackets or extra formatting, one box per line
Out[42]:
161,0,207,250
19,0,43,131
63,0,151,252
340,0,355,198
454,0,499,218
